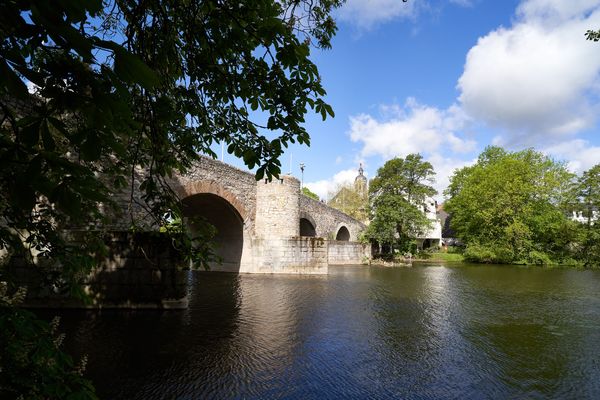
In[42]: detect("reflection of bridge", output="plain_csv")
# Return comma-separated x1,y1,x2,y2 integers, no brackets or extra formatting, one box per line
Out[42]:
118,156,369,274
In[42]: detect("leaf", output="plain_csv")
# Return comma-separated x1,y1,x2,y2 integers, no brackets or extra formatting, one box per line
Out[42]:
80,134,102,161
52,184,81,218
0,60,28,98
41,119,55,151
20,120,41,148
99,41,159,88
324,104,335,118
13,179,37,211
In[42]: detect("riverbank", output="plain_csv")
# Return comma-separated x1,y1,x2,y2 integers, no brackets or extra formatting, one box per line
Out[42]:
368,251,464,267
414,251,465,263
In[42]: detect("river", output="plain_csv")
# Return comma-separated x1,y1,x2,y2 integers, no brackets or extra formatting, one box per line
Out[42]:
53,264,600,399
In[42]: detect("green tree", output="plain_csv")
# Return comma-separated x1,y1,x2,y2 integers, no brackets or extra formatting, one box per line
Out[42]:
366,154,436,253
444,147,576,264
302,186,320,200
573,164,600,266
0,0,344,397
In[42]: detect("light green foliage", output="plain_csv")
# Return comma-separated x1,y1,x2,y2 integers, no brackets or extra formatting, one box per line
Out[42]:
366,154,436,252
445,147,576,264
328,183,368,221
302,187,320,200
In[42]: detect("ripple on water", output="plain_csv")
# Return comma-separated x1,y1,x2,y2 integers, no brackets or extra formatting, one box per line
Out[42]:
47,265,600,399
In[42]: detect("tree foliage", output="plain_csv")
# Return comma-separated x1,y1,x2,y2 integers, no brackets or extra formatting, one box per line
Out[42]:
573,164,600,266
0,0,342,288
0,0,343,397
302,186,320,200
445,147,576,264
366,154,436,252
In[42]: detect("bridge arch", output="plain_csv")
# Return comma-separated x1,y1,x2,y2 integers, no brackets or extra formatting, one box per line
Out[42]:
335,225,351,241
175,180,248,221
176,181,247,271
299,211,317,237
334,223,352,241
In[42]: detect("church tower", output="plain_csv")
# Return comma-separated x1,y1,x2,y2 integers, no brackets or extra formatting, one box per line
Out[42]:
354,163,367,197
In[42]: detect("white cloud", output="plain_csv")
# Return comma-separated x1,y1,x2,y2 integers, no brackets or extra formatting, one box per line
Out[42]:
458,0,600,145
348,99,476,159
337,0,418,30
543,139,600,173
517,0,600,23
305,168,364,200
427,153,476,200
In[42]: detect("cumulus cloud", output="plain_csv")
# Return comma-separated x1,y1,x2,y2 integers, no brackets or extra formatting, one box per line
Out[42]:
348,99,476,159
305,168,365,200
517,0,600,22
543,139,600,173
337,0,418,30
458,0,600,145
427,153,476,200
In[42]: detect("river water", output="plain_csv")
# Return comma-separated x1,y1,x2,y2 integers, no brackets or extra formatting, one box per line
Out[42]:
56,264,600,399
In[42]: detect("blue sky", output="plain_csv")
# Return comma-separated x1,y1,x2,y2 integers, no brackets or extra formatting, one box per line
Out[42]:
220,0,600,201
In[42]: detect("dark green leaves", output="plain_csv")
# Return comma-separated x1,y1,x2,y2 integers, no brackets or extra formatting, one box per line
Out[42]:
0,60,29,98
96,40,159,88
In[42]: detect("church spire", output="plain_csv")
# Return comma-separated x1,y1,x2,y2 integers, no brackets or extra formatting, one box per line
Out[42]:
354,163,367,197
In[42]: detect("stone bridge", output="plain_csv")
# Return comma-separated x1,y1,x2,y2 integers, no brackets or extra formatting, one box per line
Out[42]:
121,156,369,275
14,156,370,309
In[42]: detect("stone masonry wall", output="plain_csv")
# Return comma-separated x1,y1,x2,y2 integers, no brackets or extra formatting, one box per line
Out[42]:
254,175,300,238
251,237,327,274
172,156,258,226
299,195,366,241
11,232,188,309
328,241,371,265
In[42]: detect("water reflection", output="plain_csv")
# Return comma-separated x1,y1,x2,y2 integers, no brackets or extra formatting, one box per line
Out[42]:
49,265,600,399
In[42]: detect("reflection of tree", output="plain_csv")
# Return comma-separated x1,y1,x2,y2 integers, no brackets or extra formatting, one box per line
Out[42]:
466,323,569,398
327,183,368,222
456,267,592,398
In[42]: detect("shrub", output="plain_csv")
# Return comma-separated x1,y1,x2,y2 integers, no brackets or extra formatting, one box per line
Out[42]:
463,243,496,263
526,250,553,265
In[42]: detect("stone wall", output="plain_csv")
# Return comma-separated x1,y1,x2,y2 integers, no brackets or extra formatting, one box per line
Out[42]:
254,175,300,238
251,237,328,274
299,195,366,241
328,241,371,265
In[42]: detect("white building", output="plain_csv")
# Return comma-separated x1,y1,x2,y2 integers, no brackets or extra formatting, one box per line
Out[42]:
571,210,598,224
415,197,442,250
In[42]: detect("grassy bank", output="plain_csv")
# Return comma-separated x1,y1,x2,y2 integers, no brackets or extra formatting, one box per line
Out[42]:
414,251,465,263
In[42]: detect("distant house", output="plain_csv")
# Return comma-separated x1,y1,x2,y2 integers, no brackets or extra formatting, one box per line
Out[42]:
571,210,598,225
415,198,442,250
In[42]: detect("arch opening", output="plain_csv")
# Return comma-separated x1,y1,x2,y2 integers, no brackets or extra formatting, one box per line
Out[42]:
181,193,243,272
336,226,350,241
300,218,316,237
